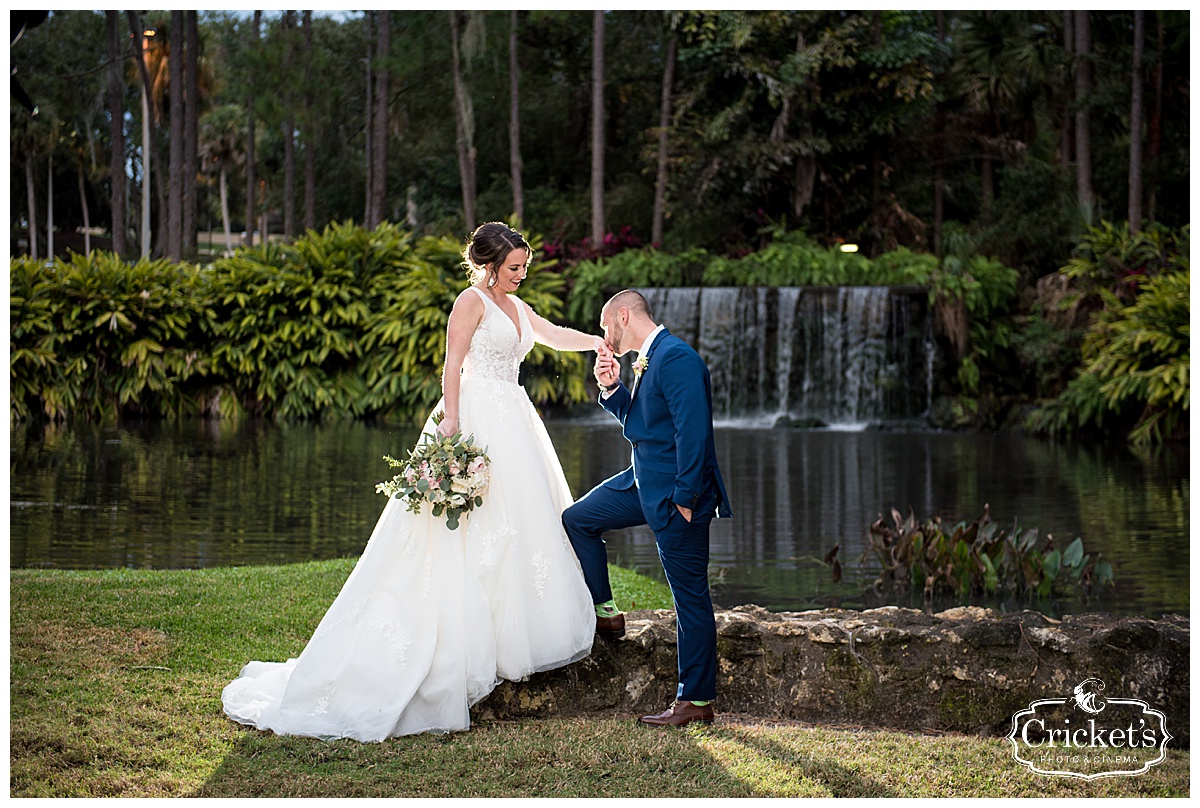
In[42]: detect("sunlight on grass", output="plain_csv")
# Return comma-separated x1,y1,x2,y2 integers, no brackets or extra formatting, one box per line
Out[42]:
10,563,1189,798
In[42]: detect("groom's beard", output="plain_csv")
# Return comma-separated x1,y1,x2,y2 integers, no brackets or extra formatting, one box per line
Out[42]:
609,323,629,356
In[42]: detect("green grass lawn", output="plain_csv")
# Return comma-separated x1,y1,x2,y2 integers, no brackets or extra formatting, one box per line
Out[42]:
10,560,1190,798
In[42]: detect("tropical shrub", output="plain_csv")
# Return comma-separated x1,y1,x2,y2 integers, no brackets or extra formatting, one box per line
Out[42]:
1028,268,1189,445
929,253,1020,395
566,230,951,328
1027,223,1189,444
362,230,591,420
10,253,216,420
566,246,710,325
10,223,591,423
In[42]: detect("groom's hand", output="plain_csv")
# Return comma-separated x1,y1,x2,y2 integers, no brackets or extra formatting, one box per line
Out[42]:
676,504,693,522
594,346,619,388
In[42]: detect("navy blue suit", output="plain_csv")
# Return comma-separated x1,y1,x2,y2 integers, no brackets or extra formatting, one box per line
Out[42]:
563,328,732,702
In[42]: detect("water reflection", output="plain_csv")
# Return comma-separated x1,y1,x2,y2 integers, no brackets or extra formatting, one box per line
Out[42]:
9,419,1189,618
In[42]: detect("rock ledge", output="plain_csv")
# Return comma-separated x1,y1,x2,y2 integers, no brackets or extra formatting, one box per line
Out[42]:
474,606,1189,745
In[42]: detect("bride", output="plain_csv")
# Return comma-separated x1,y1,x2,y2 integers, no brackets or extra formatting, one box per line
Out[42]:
222,222,602,741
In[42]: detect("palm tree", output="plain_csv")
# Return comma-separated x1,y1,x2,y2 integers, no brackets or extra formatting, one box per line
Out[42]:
200,105,245,256
281,10,297,239
370,11,390,228
509,10,524,226
168,11,184,260
450,10,478,229
184,11,200,257
652,20,677,246
591,10,605,247
303,10,316,232
106,11,126,257
1074,10,1094,223
127,12,158,257
245,11,260,247
12,117,41,258
951,12,1056,221
1128,10,1145,233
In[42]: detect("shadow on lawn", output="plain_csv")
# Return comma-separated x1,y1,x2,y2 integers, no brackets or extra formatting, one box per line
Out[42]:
193,716,898,798
703,724,899,797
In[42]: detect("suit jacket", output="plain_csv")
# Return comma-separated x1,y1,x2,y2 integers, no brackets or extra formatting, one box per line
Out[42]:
599,328,733,533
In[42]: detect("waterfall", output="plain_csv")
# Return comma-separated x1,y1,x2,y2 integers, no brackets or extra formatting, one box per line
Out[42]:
633,287,935,427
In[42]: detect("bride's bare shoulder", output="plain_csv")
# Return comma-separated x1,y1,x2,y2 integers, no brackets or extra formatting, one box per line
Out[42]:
449,286,486,323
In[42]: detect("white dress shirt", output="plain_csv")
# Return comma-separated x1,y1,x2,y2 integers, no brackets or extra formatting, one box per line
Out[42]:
601,324,665,399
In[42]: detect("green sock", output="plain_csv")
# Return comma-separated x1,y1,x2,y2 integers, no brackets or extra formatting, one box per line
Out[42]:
595,600,621,618
690,700,711,706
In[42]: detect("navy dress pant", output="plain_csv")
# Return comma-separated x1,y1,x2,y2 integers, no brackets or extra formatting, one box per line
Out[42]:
563,482,717,702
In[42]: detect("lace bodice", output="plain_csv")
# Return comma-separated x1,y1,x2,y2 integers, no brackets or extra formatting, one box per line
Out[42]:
463,286,534,384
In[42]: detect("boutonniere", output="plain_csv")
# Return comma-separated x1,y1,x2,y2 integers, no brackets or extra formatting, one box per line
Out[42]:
633,356,649,377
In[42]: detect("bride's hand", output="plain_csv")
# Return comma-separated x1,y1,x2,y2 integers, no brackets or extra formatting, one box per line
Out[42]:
592,336,608,355
436,416,459,438
594,351,619,388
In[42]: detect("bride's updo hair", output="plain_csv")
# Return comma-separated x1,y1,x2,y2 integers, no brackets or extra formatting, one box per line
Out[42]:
462,222,533,286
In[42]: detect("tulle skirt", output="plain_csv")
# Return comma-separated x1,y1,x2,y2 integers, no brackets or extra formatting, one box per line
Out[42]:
221,375,596,740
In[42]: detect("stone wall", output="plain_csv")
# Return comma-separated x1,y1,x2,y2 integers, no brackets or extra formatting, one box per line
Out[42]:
474,606,1190,746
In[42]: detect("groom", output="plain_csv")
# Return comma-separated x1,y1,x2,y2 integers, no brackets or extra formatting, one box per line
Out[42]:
563,290,732,727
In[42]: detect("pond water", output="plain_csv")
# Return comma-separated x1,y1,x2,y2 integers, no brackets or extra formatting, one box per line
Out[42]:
9,418,1189,619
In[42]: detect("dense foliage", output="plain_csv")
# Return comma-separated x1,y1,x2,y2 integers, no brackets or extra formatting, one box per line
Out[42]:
10,10,1190,281
10,224,588,423
1025,223,1190,445
12,218,1185,448
567,231,951,324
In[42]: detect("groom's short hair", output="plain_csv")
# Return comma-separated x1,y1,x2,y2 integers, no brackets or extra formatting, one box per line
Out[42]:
606,289,655,322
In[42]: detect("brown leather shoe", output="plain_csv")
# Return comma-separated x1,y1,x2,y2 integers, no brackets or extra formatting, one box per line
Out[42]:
638,700,715,727
596,612,625,640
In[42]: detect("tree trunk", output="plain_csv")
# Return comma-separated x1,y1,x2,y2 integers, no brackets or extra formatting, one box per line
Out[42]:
590,10,606,247
26,154,38,260
871,147,882,228
509,10,524,227
652,32,677,247
793,157,817,224
220,164,232,255
980,113,995,222
282,11,296,239
406,184,418,229
168,11,184,261
450,11,477,230
1146,12,1164,222
78,167,91,256
370,11,390,228
303,10,316,232
363,13,372,227
789,29,815,225
184,11,199,257
1128,10,1144,233
47,153,54,259
128,12,155,258
106,11,126,257
1060,11,1074,169
245,10,260,247
155,147,168,258
1074,10,1094,224
933,11,945,258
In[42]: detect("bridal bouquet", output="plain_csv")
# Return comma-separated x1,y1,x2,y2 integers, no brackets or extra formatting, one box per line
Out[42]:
375,413,491,530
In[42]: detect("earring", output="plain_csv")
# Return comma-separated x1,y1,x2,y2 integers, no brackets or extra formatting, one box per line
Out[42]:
488,274,497,287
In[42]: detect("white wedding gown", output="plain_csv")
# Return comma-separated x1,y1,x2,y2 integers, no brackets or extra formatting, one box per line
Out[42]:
222,287,596,741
